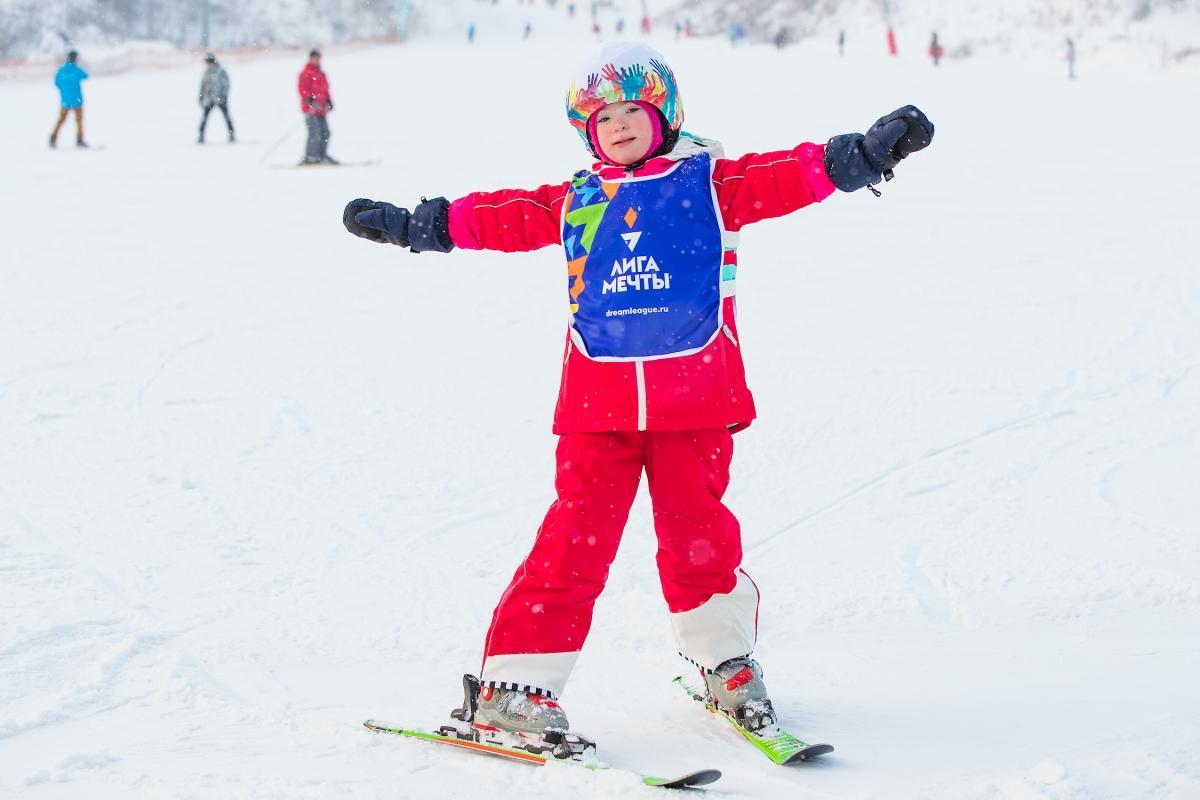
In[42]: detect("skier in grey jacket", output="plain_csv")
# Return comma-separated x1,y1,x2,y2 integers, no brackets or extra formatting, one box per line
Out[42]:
198,53,234,143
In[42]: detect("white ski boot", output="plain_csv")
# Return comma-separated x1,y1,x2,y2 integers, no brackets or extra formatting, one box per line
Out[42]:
701,657,777,732
443,675,595,760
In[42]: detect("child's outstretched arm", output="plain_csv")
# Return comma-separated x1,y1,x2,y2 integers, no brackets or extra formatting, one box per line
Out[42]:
342,183,571,255
712,142,837,231
448,184,570,253
713,105,934,230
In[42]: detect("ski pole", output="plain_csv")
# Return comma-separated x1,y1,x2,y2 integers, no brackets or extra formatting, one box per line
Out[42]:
259,118,303,164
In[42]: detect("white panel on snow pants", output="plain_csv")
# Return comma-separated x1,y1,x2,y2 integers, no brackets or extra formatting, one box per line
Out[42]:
480,651,580,699
669,570,759,671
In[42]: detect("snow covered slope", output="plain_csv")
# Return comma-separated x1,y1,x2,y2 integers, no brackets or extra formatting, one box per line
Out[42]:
656,0,1200,65
8,0,1197,66
2,33,1199,799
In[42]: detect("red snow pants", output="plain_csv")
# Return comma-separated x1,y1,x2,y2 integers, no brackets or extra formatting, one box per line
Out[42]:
479,428,760,698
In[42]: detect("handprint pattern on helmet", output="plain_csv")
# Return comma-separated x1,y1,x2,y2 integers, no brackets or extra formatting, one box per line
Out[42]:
567,72,606,131
602,62,649,102
647,59,679,127
566,56,684,146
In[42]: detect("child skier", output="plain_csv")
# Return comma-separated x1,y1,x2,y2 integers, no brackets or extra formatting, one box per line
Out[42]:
343,43,932,754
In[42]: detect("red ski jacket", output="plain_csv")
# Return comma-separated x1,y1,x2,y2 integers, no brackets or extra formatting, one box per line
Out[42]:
447,137,836,435
298,64,331,115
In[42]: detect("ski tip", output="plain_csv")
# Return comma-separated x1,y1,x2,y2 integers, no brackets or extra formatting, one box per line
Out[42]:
643,768,722,788
686,768,723,786
785,743,835,763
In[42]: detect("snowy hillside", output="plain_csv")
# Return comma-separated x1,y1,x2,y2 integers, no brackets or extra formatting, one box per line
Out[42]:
0,0,409,58
1,0,593,59
657,0,1200,65
3,30,1200,800
5,0,1200,66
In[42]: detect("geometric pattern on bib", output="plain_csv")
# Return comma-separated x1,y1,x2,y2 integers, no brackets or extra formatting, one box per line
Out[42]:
562,154,723,360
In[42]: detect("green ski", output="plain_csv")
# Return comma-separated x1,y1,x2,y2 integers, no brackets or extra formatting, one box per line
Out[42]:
364,719,721,789
673,677,834,764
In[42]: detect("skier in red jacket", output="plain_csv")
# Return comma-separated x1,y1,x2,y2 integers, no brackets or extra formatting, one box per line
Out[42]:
343,43,933,754
298,49,337,164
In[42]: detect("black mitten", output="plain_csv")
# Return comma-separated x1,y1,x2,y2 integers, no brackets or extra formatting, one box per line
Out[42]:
343,199,411,247
825,105,935,193
342,197,455,253
863,105,934,172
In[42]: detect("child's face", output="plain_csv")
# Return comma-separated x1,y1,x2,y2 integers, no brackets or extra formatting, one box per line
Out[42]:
593,101,656,165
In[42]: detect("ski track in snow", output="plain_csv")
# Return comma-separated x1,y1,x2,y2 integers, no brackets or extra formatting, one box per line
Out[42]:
2,22,1199,800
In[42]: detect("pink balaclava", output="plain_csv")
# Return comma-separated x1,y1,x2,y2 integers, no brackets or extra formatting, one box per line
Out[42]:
586,100,666,166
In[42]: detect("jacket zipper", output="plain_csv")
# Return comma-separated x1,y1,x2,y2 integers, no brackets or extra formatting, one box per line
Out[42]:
635,360,647,431
722,324,739,347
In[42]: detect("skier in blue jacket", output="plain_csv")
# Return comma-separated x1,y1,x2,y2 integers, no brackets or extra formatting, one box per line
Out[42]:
50,51,89,148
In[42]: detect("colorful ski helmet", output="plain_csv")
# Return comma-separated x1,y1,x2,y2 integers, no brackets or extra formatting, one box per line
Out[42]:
566,43,684,151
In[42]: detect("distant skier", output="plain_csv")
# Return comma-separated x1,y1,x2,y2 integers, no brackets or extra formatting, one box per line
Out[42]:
298,50,337,165
49,50,88,149
929,31,943,66
467,22,476,43
524,22,532,40
838,29,846,56
1066,37,1077,80
773,27,790,49
198,53,235,144
887,27,898,55
341,42,934,754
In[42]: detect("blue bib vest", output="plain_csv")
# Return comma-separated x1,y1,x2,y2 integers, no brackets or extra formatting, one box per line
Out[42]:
562,154,726,361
